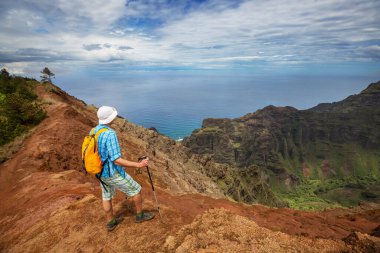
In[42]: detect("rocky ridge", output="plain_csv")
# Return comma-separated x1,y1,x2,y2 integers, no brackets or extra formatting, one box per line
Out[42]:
183,81,380,208
0,80,379,252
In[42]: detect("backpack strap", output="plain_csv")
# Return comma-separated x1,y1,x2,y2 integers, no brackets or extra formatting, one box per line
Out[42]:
96,173,109,192
93,128,109,152
93,127,111,191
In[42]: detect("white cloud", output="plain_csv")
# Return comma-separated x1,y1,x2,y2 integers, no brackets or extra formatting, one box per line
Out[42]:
2,8,44,33
0,0,379,75
0,62,31,75
157,0,380,65
56,0,125,31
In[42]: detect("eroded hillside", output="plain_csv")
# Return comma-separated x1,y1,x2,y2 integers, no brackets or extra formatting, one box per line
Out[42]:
0,80,379,252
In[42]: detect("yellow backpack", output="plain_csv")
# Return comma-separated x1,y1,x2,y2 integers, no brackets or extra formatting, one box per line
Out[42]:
81,127,108,175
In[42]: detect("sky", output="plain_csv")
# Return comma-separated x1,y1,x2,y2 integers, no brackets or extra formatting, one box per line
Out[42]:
0,0,380,76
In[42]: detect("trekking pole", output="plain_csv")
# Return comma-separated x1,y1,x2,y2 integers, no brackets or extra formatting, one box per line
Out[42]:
138,156,163,220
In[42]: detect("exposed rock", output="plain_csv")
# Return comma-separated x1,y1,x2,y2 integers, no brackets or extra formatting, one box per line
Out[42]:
343,231,380,253
371,225,380,238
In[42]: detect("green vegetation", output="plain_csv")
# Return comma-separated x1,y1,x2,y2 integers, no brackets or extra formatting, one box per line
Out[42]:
200,126,222,133
275,138,380,210
275,180,339,211
274,175,380,210
0,69,46,146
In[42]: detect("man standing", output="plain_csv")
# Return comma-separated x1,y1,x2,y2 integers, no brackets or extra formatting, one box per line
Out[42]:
95,106,155,231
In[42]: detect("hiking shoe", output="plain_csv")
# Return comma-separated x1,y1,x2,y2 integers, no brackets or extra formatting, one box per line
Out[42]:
135,212,155,223
106,216,123,231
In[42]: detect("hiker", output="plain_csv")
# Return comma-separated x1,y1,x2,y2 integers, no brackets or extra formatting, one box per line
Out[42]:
95,106,155,231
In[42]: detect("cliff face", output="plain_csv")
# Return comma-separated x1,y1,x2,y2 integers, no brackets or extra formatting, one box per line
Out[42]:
183,81,380,208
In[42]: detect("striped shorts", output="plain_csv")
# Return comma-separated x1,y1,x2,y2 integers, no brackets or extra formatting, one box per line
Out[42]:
100,172,141,200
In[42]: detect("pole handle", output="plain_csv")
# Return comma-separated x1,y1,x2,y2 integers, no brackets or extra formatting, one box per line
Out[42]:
138,155,148,162
138,156,154,191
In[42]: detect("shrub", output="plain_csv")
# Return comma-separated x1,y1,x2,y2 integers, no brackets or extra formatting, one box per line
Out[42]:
0,72,46,146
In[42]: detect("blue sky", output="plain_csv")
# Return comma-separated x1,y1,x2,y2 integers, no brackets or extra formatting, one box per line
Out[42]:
0,0,380,76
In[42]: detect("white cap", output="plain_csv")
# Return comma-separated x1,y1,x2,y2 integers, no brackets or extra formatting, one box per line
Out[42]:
97,106,118,124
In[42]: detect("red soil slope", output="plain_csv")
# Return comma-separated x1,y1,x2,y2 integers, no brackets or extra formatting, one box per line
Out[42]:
0,83,379,252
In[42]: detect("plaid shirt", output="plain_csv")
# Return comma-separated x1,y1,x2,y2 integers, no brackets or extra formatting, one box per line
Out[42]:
93,124,126,178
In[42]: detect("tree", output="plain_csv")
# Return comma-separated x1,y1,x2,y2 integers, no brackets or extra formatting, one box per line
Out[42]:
1,68,10,79
40,67,55,83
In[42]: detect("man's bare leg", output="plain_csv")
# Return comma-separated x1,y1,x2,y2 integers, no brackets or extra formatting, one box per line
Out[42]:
103,199,114,221
132,192,143,214
103,199,123,231
132,192,155,223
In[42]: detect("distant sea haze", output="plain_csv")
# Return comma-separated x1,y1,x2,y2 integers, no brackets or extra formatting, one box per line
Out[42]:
57,71,378,140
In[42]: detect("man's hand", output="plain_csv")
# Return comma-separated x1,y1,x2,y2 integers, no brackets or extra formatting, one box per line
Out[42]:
138,157,149,168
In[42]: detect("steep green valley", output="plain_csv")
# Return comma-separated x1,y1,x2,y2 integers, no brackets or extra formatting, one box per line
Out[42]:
183,81,380,209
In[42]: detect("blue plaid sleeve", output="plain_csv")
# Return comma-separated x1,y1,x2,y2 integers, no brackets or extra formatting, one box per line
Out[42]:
105,131,122,162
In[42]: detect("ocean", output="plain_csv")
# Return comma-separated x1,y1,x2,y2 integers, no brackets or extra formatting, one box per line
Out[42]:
56,70,377,140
